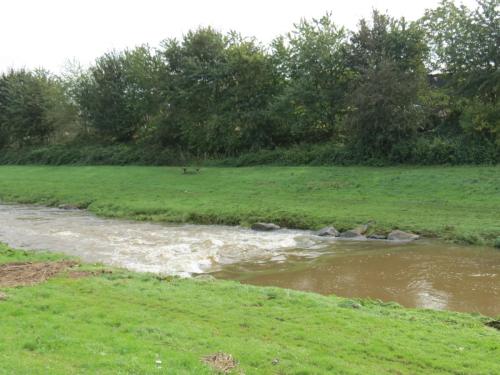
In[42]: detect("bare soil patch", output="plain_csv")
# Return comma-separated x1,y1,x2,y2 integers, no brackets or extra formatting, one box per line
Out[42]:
0,261,78,287
202,352,238,374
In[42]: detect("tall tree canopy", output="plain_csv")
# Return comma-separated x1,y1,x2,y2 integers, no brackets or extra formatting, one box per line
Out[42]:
423,0,499,143
271,15,349,144
344,11,430,158
73,46,161,142
0,0,498,164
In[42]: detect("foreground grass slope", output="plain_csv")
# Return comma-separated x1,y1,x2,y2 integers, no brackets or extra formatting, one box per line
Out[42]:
1,244,499,374
0,165,499,245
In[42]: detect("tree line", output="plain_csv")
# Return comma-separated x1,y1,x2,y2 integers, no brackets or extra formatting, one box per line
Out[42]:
0,0,498,164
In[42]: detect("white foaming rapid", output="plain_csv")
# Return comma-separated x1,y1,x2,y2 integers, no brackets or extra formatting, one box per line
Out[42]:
0,204,331,276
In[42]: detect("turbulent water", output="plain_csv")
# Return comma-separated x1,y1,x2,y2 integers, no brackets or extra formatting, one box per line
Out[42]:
1,203,499,315
0,204,330,276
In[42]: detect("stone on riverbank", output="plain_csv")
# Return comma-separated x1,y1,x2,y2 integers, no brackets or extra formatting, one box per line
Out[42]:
339,230,366,239
340,224,370,239
316,226,339,237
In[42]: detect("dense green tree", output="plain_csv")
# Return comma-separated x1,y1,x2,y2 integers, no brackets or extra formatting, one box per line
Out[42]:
216,35,280,153
345,61,429,159
73,46,161,142
158,28,229,152
0,77,9,148
0,69,57,148
271,14,350,143
1,0,498,164
43,69,81,144
423,0,498,84
345,11,430,158
422,0,499,143
158,28,278,155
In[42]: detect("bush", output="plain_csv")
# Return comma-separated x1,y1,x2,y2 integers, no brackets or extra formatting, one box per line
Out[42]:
0,138,498,167
495,237,500,249
389,137,500,165
0,145,187,166
210,143,355,167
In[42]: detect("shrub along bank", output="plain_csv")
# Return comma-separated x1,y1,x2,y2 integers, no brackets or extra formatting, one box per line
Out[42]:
0,138,498,167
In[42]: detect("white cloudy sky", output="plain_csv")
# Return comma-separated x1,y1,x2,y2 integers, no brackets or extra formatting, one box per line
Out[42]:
1,0,477,73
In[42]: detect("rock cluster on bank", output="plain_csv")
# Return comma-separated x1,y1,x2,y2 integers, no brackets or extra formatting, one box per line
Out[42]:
250,221,420,242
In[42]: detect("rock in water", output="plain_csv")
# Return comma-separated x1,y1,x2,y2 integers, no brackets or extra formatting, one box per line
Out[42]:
58,204,79,210
340,224,371,239
316,226,339,237
368,234,387,240
251,222,281,231
387,230,420,241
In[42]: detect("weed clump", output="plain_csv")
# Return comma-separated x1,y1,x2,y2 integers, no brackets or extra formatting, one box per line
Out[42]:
494,237,500,249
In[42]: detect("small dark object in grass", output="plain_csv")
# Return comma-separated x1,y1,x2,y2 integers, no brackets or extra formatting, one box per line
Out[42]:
485,320,500,330
182,167,201,175
338,300,362,309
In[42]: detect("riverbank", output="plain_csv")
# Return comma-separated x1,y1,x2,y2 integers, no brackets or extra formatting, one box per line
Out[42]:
0,165,499,246
1,243,498,374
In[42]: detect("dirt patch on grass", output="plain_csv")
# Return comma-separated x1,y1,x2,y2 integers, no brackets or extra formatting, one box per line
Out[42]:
0,261,78,287
0,291,7,300
202,352,238,374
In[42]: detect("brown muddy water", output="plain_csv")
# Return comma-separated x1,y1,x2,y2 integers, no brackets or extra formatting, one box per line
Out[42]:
0,204,499,316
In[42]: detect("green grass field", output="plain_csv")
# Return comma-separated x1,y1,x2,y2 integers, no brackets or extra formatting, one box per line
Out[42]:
1,243,499,374
0,165,499,245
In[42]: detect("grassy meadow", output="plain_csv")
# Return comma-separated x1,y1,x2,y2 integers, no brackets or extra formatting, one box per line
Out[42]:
0,165,499,245
1,243,499,374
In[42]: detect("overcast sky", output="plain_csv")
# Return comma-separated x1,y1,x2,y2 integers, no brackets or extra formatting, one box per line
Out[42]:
1,0,477,73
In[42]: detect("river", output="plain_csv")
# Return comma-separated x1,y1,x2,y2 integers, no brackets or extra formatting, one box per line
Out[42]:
0,204,498,316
